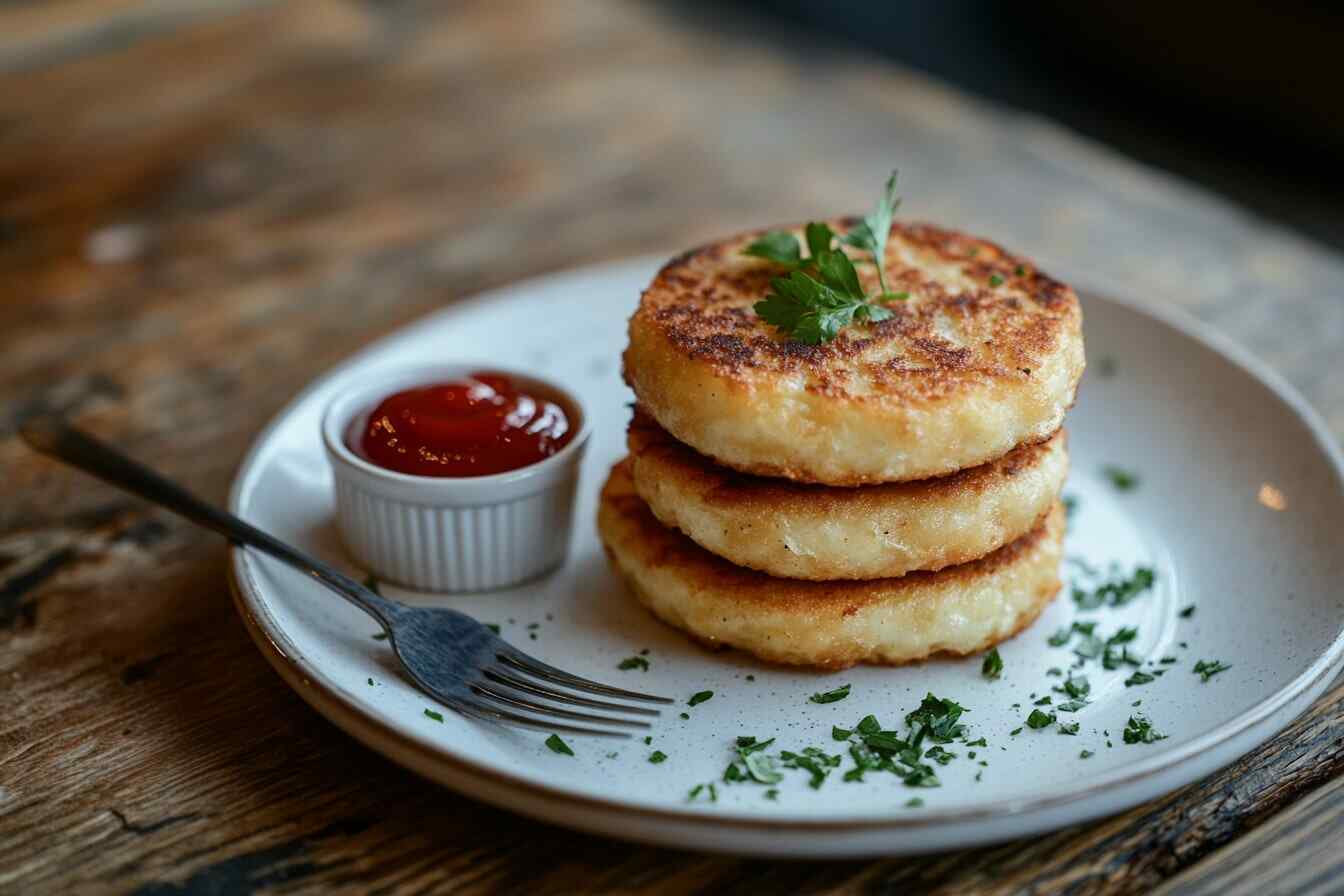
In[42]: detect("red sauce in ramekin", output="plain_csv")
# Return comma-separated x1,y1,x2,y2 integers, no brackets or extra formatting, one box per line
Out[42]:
353,371,574,477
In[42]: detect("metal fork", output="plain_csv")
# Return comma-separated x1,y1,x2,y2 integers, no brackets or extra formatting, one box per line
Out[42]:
19,417,671,738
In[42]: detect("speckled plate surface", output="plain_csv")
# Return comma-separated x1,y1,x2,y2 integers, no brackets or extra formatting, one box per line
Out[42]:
229,257,1344,858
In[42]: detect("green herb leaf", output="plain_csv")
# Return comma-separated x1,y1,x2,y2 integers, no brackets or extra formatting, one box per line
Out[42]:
617,656,649,672
1073,567,1156,610
688,690,714,707
839,170,901,294
1193,659,1231,682
1179,604,1196,618
809,683,852,704
981,648,1004,680
1057,721,1080,736
832,725,853,741
735,736,776,755
424,708,444,723
1125,670,1156,687
905,694,968,744
648,751,667,764
743,230,802,267
989,274,1004,287
742,751,783,784
1122,714,1166,744
1102,466,1140,491
751,172,904,343
1080,749,1094,759
1026,709,1056,729
905,797,925,808
687,783,718,803
805,221,836,260
545,734,574,755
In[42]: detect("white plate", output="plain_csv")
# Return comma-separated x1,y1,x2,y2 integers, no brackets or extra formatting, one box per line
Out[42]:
229,256,1344,858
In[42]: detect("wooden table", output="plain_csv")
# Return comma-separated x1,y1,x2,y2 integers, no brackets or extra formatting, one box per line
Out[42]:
3,2,1342,893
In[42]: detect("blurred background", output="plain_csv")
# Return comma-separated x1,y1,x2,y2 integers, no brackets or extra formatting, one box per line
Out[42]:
741,0,1344,249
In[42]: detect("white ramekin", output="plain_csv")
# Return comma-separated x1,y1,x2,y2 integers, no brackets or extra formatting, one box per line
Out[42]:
321,363,590,592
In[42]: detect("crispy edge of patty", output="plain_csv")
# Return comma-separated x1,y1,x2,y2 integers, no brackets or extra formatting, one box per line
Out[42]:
627,412,1068,580
624,220,1085,484
598,458,1064,670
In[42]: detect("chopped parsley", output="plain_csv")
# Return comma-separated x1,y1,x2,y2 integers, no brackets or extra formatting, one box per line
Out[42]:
688,690,714,707
1072,567,1156,610
367,677,374,686
989,274,1004,287
1058,675,1091,700
423,709,444,723
981,648,1004,680
905,797,924,808
617,656,650,672
648,751,667,764
687,783,718,803
1026,709,1055,730
1122,715,1166,744
545,734,574,755
1080,749,1094,759
905,694,968,743
1057,721,1080,736
1179,604,1197,618
371,632,389,641
924,745,957,765
809,683,852,704
1125,670,1156,687
720,695,974,796
485,623,501,635
1193,659,1231,682
1102,466,1140,491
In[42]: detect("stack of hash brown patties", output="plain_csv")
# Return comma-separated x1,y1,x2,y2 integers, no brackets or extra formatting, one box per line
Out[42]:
598,220,1084,670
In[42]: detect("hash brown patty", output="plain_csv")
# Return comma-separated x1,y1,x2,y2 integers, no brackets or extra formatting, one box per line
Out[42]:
624,221,1084,484
627,412,1067,580
598,459,1064,669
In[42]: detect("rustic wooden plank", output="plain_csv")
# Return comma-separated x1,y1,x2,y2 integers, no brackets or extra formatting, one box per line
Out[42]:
1153,774,1344,896
1,1,1342,893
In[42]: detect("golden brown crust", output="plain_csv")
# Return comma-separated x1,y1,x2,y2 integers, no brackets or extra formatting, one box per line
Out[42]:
597,459,1065,669
624,220,1085,484
627,411,1068,579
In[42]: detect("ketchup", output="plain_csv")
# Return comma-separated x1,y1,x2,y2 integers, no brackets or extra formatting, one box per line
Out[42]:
355,372,574,477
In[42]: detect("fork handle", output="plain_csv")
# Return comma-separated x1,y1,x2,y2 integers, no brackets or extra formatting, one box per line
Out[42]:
19,416,400,627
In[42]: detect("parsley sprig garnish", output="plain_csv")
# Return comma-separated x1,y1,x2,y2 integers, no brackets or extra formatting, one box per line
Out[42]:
744,172,908,344
838,171,902,297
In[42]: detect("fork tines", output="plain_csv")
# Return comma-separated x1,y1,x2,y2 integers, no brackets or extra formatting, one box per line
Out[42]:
448,646,674,738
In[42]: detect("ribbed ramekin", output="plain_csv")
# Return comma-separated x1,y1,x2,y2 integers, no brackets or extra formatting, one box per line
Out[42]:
321,364,590,592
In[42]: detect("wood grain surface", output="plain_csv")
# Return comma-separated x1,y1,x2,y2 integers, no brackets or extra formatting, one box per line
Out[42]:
2,2,1342,894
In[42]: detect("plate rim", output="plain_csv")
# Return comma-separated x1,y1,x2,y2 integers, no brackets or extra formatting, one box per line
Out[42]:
228,254,1344,833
